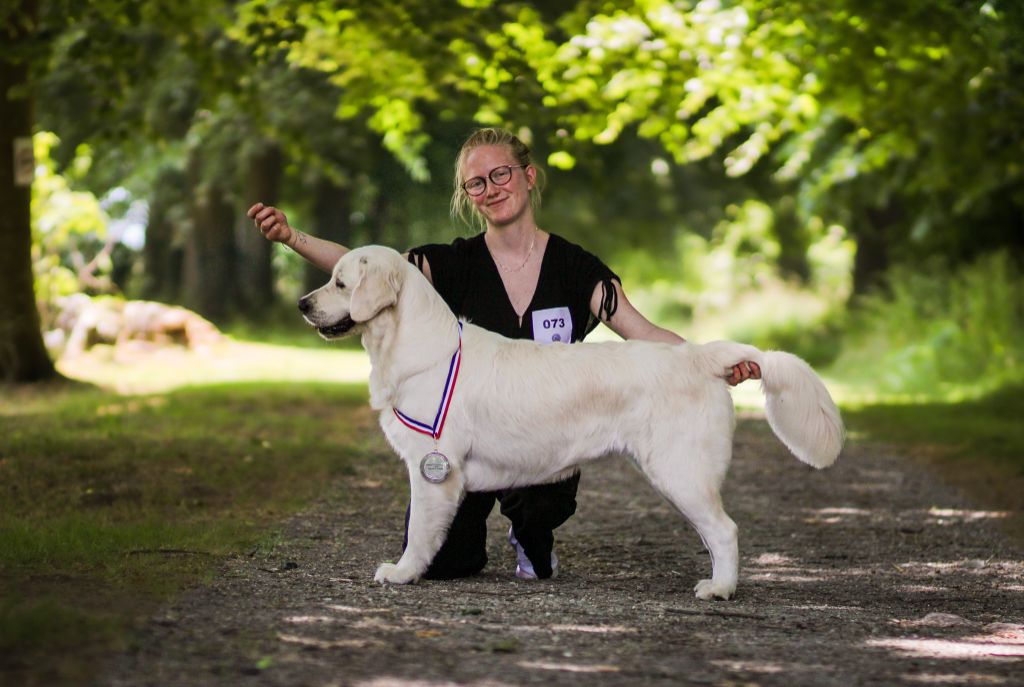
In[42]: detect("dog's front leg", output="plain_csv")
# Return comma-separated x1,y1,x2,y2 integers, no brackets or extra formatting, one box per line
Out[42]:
374,462,465,584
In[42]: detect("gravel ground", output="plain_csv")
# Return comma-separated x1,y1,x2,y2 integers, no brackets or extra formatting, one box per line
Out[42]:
103,416,1024,687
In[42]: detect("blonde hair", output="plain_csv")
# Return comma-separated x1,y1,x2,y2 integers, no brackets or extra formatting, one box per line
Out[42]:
450,128,546,228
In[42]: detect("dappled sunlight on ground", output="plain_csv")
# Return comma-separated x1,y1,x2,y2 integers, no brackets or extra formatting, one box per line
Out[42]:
927,508,1012,523
282,600,641,639
903,674,1011,685
273,597,649,678
354,679,518,687
517,660,621,673
796,505,1012,527
868,624,1024,660
92,391,1022,686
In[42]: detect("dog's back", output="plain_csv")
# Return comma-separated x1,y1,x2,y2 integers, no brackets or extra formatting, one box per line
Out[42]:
452,325,736,486
452,326,842,485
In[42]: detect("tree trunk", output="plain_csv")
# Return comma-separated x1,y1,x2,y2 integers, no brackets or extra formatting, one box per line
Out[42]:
182,148,237,323
303,176,352,294
141,167,187,303
772,194,810,284
366,186,395,247
851,201,904,296
0,0,57,383
236,141,282,316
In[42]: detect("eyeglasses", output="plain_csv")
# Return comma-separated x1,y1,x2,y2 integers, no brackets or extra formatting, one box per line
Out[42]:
461,164,528,197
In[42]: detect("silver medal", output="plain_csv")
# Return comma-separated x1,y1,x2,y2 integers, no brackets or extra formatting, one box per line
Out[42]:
419,451,451,483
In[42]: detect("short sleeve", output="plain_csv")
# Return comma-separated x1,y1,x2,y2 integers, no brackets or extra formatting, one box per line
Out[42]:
407,238,473,312
560,238,621,338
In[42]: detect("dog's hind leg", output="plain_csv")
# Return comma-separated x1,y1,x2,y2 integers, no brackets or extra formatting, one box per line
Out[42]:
683,492,738,601
374,464,465,584
641,453,739,600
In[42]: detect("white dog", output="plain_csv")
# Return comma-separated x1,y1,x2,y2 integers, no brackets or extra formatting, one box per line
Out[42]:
299,246,844,600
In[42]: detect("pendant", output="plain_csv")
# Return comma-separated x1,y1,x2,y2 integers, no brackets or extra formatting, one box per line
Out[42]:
419,451,452,484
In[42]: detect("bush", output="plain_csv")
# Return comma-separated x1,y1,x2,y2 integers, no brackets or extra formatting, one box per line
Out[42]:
831,251,1023,397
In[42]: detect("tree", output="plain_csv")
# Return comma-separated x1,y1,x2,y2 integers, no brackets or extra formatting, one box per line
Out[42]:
8,0,1022,381
34,1,266,320
252,0,1023,292
1,0,56,382
524,0,1024,289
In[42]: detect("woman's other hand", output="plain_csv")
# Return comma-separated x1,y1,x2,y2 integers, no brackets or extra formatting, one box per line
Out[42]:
725,361,761,386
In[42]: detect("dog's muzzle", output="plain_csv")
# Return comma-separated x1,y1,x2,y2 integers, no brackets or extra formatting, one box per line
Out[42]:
298,295,357,338
317,316,356,338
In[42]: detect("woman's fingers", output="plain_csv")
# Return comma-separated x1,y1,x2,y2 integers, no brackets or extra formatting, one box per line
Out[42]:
249,205,284,234
724,361,761,386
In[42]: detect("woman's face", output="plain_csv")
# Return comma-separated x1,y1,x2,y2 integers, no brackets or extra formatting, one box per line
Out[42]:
463,144,535,228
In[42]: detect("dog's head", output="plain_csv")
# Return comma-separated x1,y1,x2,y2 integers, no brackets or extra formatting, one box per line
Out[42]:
298,246,404,340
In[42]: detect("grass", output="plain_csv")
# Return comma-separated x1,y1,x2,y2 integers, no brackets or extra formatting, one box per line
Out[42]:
54,337,371,394
840,384,1024,520
0,374,377,686
842,384,1024,463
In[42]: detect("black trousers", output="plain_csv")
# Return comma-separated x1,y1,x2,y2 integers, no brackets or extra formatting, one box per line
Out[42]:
403,472,581,580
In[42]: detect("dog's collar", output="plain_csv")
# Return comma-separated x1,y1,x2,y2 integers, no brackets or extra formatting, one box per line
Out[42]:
393,322,463,440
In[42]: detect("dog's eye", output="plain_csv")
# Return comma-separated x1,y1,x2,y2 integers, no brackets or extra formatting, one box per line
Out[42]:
335,280,345,289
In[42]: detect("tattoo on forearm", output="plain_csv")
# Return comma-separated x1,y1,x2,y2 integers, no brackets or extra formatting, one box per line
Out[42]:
291,231,308,250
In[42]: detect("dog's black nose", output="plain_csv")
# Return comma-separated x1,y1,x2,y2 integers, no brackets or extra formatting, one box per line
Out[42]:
297,296,311,313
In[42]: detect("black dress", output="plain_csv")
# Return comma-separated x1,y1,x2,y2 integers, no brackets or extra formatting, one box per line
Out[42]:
405,232,619,579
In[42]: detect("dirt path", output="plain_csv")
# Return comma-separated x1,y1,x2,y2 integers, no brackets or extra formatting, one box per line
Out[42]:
104,417,1024,686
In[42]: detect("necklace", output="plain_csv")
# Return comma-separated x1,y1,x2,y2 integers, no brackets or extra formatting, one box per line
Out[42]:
490,229,537,273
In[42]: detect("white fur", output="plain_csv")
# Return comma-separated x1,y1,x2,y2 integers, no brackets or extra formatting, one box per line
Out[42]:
299,246,845,600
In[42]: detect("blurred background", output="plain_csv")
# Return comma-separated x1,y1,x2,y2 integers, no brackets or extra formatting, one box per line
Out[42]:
2,0,1022,399
3,3,1024,681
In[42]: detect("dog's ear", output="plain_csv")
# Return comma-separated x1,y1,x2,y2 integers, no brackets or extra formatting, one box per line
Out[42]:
349,255,401,322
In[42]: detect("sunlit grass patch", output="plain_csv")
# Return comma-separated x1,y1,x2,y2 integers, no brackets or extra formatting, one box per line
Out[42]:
842,384,1024,535
56,338,370,394
841,384,1024,467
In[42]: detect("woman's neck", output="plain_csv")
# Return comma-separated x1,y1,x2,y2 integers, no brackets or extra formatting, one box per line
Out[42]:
485,218,542,252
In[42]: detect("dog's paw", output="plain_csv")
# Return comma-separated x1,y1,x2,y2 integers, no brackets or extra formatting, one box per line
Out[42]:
694,578,735,600
374,562,417,585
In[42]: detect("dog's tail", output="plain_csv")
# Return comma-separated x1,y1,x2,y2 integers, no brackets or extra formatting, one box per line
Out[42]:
699,341,845,468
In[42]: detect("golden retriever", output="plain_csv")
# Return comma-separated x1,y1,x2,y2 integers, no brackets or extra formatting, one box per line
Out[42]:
299,246,844,599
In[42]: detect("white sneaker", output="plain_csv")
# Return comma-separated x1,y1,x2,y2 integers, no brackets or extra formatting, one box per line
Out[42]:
508,526,558,580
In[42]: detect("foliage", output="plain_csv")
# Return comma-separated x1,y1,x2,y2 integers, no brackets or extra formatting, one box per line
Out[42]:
30,133,112,324
8,0,1024,382
616,199,853,364
234,0,1022,284
533,1,1021,266
830,251,1024,398
843,382,1024,465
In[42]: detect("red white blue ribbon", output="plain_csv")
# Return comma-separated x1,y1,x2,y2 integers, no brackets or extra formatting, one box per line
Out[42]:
393,323,462,440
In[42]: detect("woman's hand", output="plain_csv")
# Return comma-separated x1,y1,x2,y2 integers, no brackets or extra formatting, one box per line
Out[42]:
725,361,761,386
247,203,294,245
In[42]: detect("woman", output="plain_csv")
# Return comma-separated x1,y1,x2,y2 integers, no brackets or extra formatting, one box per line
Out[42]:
248,127,759,581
